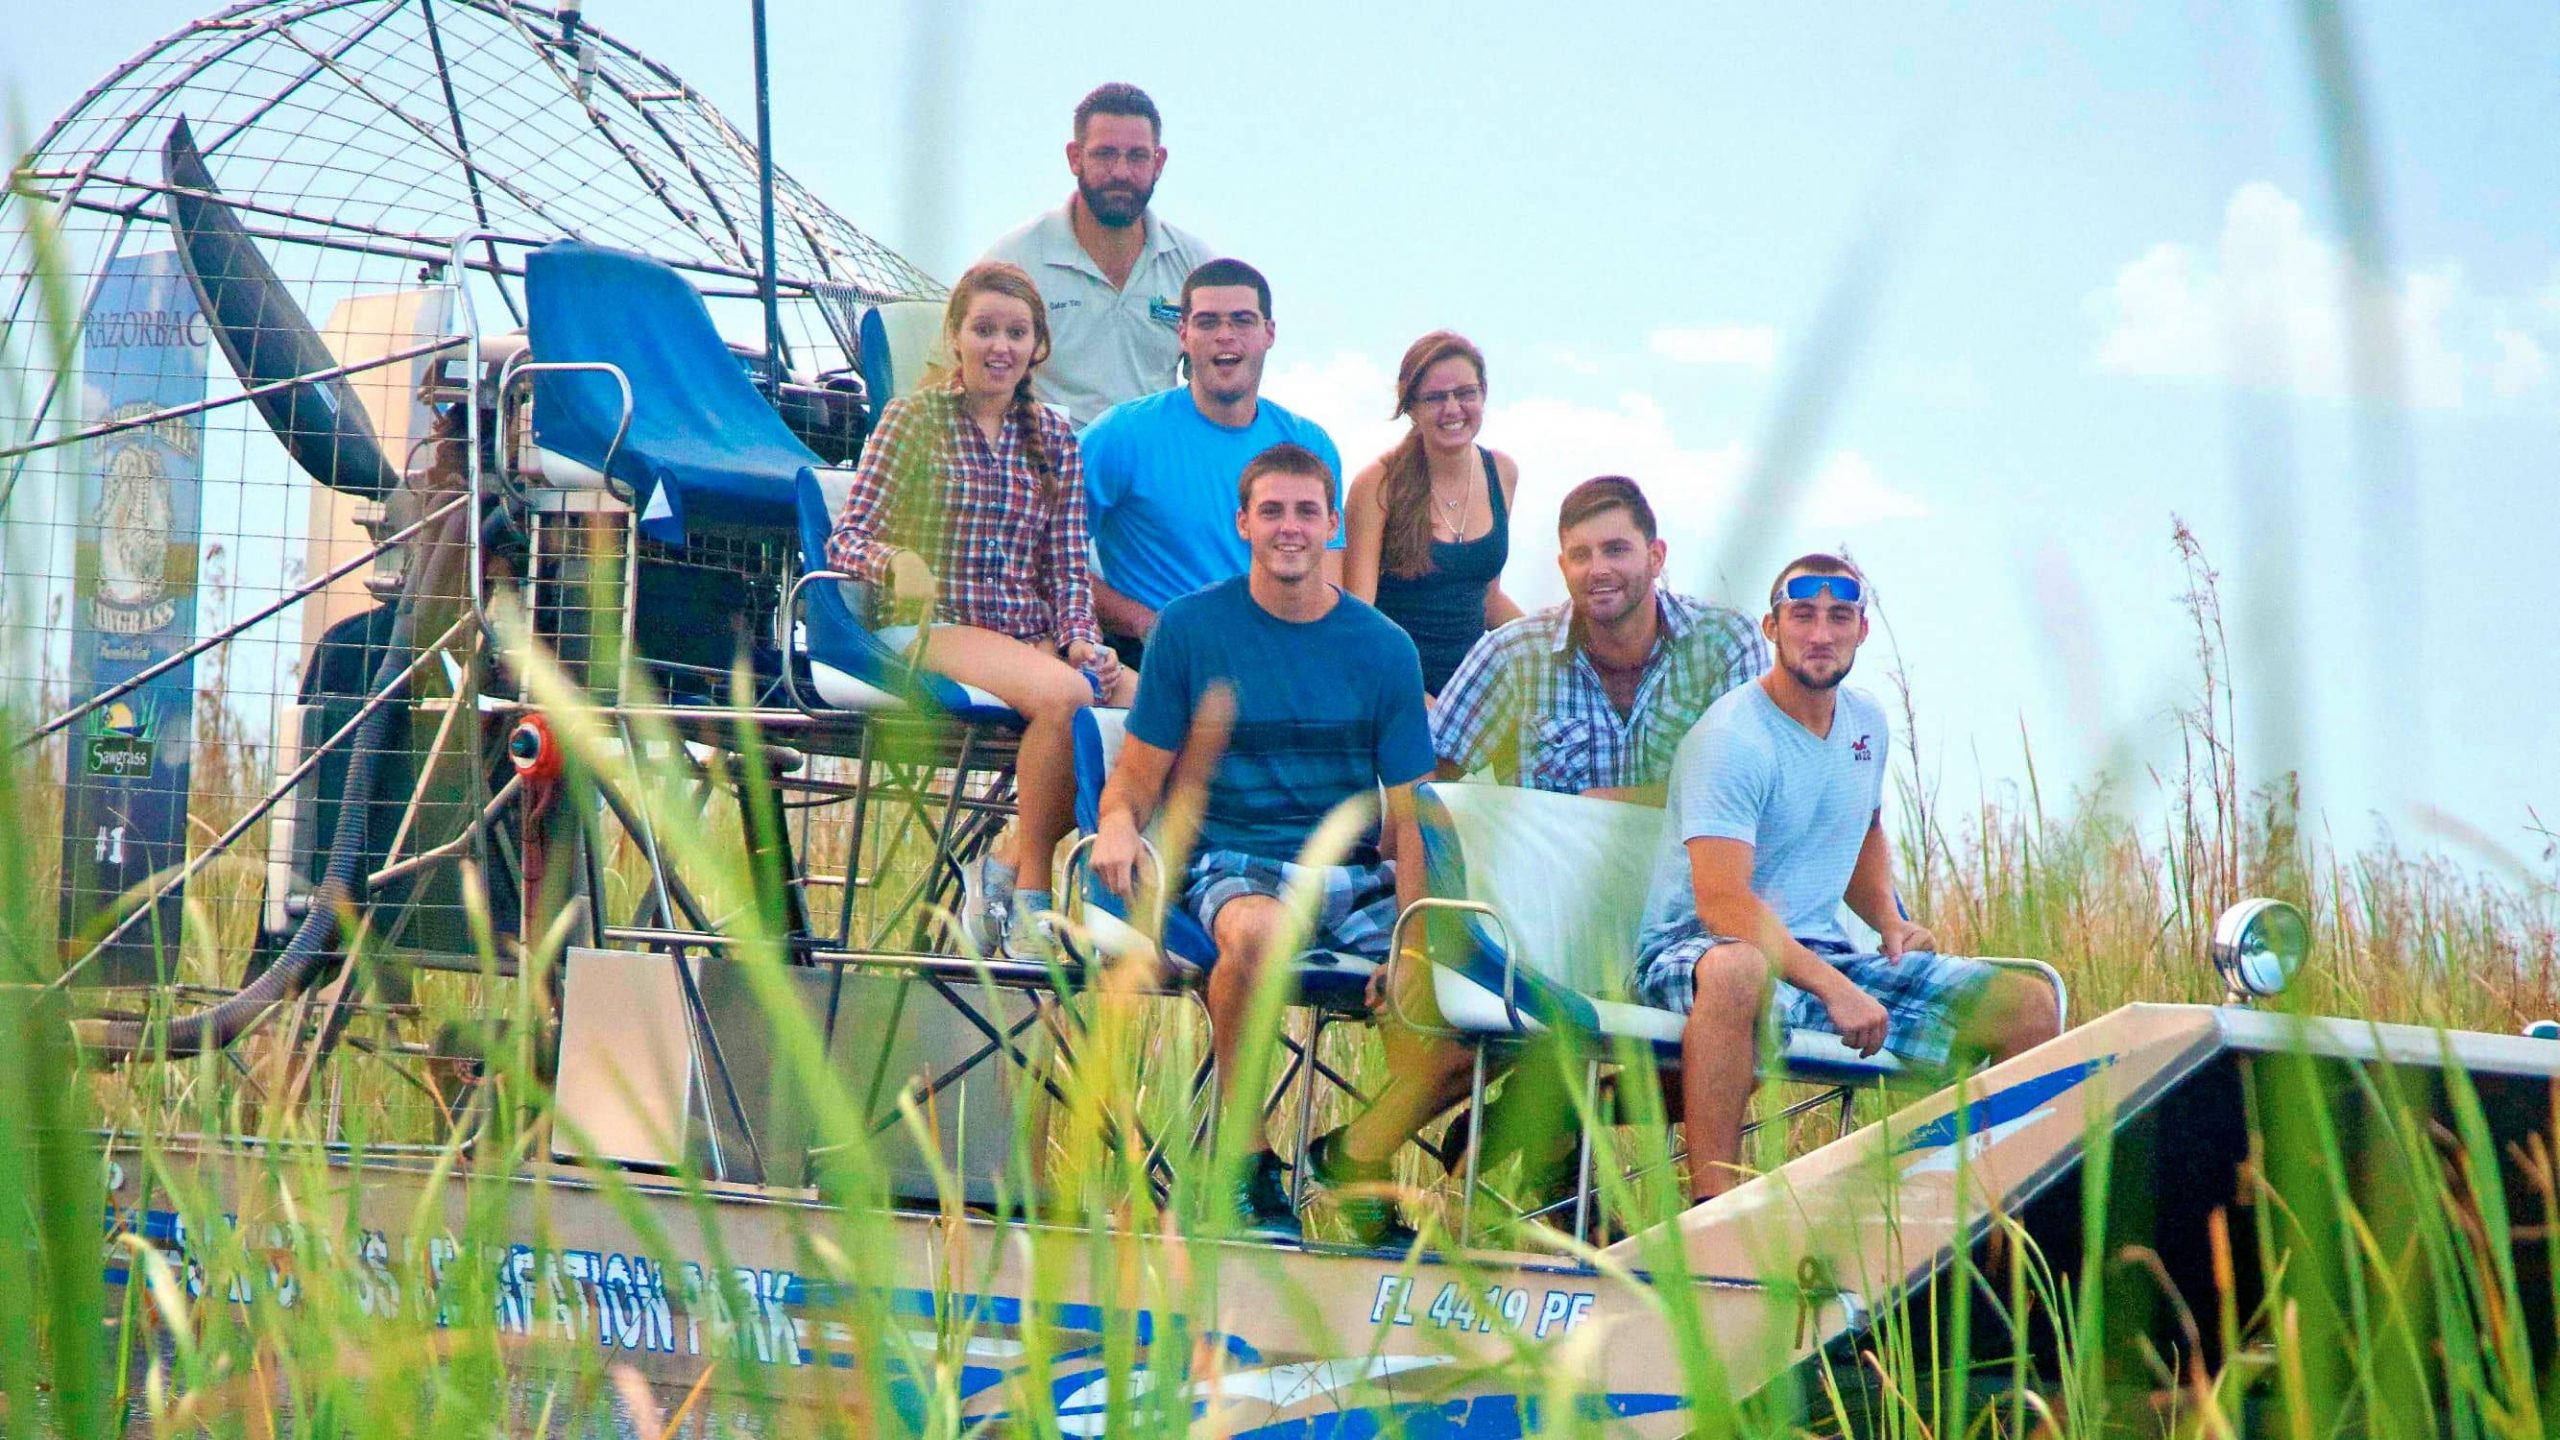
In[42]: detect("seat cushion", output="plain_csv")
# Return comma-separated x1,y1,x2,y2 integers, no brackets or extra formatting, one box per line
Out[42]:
1072,906,1376,1012
807,659,1011,720
1431,963,1908,1081
527,240,818,543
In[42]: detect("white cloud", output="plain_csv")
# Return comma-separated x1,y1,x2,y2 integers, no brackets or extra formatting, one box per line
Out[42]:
1648,323,1779,370
1810,451,1930,523
1548,346,1606,377
2490,326,2553,399
1262,353,1930,608
2088,180,2554,410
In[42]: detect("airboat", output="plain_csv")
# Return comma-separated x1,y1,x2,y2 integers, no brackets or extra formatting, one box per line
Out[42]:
6,4,2555,1433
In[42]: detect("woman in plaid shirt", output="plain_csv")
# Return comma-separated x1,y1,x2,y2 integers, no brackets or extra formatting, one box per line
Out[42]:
828,261,1134,953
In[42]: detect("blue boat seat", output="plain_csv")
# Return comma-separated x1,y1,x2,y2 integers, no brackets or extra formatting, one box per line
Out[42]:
1403,780,2065,1240
1411,782,1909,1082
857,300,948,409
525,239,817,545
1062,707,1376,1012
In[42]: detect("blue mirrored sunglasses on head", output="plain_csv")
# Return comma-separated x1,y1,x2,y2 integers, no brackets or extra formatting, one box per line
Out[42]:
1772,573,1865,607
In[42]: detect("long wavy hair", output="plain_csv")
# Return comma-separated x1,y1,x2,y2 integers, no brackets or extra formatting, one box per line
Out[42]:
921,261,1060,504
1378,330,1487,580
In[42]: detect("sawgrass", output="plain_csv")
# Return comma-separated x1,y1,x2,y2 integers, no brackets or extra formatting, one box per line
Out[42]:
6,488,2558,1437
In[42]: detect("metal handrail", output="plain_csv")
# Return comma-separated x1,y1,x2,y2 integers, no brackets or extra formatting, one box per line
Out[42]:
776,565,855,713
495,356,635,504
446,229,501,628
1382,894,1522,1039
1054,830,1171,971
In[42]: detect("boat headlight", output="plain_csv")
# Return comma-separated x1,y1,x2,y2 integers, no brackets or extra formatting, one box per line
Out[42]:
2209,897,2310,1001
2525,1020,2560,1041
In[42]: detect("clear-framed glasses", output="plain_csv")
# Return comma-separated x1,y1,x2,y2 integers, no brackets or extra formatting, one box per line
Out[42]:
1415,384,1485,409
1183,310,1265,335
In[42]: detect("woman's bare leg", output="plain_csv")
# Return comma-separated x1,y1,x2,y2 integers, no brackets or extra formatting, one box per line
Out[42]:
909,627,1103,888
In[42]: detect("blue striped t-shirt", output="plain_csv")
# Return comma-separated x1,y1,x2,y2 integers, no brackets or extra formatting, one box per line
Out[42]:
1126,577,1434,862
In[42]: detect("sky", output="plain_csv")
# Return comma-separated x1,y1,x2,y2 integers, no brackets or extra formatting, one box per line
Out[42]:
6,0,2557,880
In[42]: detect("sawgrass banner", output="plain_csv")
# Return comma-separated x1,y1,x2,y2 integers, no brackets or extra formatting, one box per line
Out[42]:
58,249,208,985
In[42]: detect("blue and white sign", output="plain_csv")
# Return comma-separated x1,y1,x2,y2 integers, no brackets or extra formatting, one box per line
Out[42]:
58,250,209,985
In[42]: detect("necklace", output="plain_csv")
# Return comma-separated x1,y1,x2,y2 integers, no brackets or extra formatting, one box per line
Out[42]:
1429,470,1472,538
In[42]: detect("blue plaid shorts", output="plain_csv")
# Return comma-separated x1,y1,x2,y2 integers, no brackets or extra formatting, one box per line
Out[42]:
1180,850,1400,961
1632,934,1995,1068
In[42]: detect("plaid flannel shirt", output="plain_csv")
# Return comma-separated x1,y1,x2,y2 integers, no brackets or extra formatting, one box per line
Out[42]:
825,386,1102,650
1430,589,1768,794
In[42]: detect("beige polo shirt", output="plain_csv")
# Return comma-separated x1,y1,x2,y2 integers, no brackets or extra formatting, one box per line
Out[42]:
980,203,1214,429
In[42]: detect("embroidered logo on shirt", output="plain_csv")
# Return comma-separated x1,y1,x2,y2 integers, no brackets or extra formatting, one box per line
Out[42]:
1148,297,1181,325
1852,734,1873,761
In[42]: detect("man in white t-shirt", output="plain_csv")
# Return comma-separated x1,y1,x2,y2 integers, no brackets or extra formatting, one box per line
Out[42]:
980,83,1214,427
1633,554,2061,1202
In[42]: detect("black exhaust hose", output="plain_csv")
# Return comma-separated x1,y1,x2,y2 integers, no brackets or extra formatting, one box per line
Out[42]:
84,604,415,1062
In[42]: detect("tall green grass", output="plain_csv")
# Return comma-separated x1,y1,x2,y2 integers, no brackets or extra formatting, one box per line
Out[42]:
2,506,2554,1438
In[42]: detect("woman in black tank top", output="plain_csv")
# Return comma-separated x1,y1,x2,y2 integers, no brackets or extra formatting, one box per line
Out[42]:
1345,331,1523,698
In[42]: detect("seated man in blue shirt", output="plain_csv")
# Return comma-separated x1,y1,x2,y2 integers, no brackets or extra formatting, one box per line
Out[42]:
1090,443,1432,1240
1636,554,2060,1202
1079,258,1344,669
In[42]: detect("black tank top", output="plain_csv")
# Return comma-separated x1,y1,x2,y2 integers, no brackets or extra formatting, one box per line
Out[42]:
1374,448,1510,694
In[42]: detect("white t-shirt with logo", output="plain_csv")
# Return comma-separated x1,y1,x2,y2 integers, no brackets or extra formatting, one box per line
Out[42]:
1638,681,1891,957
979,204,1215,429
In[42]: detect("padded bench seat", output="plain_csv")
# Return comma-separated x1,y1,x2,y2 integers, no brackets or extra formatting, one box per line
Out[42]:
1406,781,2062,1083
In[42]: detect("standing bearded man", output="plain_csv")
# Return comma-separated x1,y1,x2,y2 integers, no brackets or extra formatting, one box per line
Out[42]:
981,82,1215,428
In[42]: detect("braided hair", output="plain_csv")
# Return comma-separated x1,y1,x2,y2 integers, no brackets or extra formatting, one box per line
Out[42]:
1378,331,1487,580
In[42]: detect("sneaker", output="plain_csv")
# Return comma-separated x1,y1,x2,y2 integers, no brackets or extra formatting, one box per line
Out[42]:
1233,1150,1302,1241
956,851,1016,956
1308,1128,1420,1251
1003,889,1055,959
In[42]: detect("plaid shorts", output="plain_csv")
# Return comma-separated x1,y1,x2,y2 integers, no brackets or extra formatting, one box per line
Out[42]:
1180,850,1400,961
1633,934,1995,1068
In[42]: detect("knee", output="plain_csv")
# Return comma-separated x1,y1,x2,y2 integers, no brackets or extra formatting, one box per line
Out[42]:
1692,943,1770,1018
1022,660,1094,720
2003,974,2063,1047
1212,901,1279,975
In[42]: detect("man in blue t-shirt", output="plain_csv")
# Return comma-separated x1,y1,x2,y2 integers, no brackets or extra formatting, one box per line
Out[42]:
1092,443,1430,1240
1079,258,1344,669
1634,554,2060,1203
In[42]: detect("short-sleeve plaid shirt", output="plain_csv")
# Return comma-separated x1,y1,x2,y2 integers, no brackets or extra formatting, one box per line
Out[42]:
1429,589,1768,794
825,386,1101,650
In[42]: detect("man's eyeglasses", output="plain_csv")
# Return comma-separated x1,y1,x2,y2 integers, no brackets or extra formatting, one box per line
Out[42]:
1183,310,1265,334
1415,384,1485,408
1771,573,1865,609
